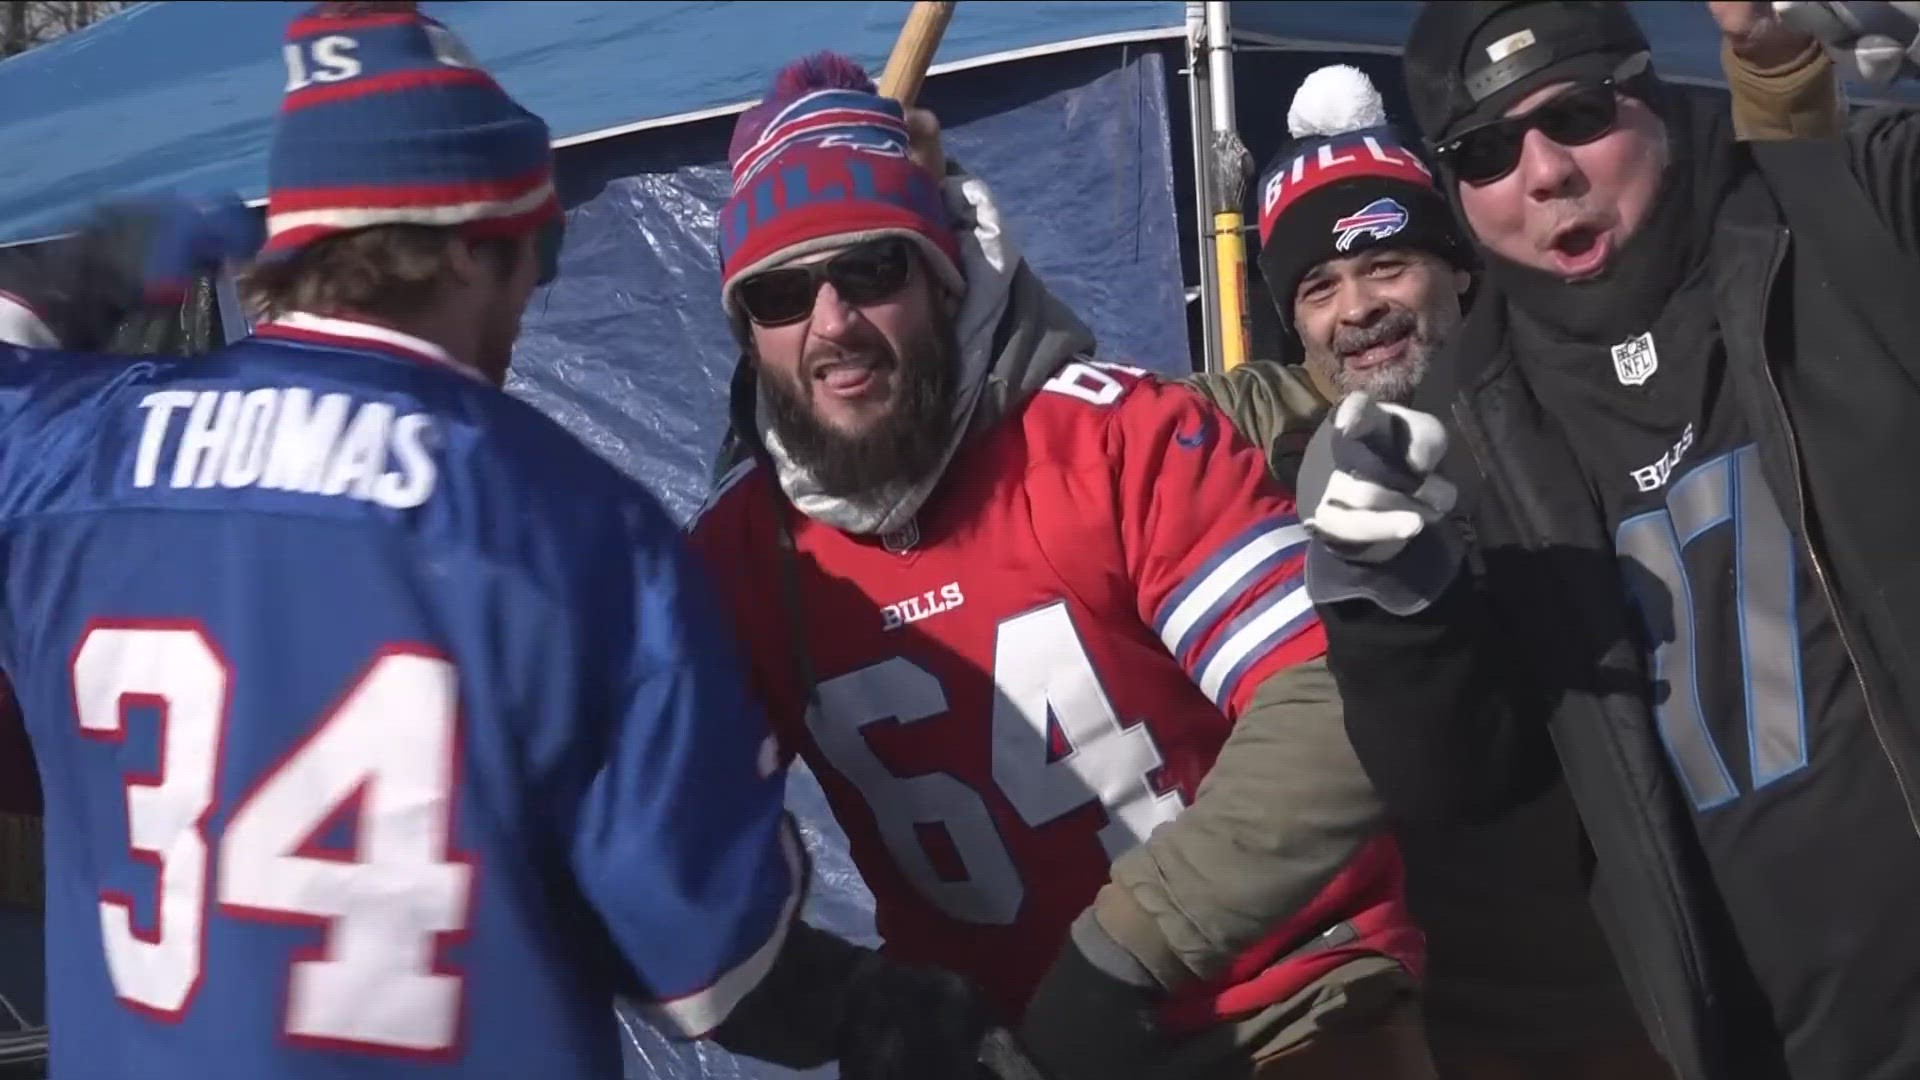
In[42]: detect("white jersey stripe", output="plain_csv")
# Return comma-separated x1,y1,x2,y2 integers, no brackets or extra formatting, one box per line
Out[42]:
646,816,805,1038
1157,521,1308,659
1198,583,1313,707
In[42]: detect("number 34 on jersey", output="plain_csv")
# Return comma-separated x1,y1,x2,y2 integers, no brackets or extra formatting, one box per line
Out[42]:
72,621,470,1056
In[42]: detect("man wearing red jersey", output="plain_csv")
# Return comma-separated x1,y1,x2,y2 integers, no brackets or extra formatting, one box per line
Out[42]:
689,52,1427,1080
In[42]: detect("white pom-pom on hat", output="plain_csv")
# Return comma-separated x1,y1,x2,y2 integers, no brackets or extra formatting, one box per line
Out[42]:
1287,64,1388,139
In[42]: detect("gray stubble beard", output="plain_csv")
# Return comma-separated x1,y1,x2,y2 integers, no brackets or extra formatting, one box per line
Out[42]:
1330,348,1430,405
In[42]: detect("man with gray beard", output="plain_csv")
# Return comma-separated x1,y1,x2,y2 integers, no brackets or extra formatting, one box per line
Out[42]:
1185,62,1475,482
1290,238,1460,408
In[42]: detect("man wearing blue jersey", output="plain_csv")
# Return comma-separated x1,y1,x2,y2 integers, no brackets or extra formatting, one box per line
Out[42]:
0,4,1043,1079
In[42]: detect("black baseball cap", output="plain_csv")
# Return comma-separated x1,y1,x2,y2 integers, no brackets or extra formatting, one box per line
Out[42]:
1404,1,1653,147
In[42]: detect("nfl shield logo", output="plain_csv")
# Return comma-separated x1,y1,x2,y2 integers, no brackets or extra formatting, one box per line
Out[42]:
1611,332,1658,387
883,518,920,554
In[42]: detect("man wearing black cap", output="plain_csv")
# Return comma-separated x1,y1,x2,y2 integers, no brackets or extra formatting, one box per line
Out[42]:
1303,3,1920,1080
1190,61,1674,1080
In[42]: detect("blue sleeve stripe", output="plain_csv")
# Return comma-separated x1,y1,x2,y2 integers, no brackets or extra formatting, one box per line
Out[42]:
1195,579,1314,708
1153,517,1306,661
644,816,804,1038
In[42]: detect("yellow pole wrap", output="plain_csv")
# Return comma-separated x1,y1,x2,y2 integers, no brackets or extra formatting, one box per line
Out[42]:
1213,209,1250,371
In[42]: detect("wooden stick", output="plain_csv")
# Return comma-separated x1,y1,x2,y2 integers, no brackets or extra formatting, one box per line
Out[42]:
877,1,957,107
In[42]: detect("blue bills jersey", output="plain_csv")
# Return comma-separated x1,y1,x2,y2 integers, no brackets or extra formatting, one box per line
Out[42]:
0,315,801,1079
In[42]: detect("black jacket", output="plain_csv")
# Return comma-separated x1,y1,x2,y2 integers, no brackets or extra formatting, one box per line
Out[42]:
1322,107,1920,1080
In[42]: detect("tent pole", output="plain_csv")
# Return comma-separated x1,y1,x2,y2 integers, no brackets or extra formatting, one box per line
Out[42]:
1184,1,1220,376
1204,0,1253,372
215,269,252,345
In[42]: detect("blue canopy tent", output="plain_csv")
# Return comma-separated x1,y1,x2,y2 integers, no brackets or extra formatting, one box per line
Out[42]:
0,4,1909,1077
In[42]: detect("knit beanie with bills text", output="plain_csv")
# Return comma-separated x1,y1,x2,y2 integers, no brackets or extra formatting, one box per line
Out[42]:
718,52,964,318
1254,65,1467,325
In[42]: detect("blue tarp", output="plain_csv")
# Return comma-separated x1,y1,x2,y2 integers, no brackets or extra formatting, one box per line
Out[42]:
0,0,1199,245
5,1,1918,246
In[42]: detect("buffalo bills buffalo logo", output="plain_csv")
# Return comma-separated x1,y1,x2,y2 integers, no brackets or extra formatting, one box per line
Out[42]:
1330,198,1409,253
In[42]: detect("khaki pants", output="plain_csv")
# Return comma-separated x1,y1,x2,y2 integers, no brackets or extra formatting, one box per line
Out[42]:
1251,999,1436,1079
1118,962,1433,1079
1126,962,1669,1080
1238,1003,1673,1080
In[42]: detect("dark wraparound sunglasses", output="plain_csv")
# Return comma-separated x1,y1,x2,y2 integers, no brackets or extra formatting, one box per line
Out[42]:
1435,53,1651,186
736,237,915,327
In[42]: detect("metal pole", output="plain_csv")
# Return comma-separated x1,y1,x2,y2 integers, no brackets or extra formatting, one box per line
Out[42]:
1205,2,1238,139
1204,0,1253,371
215,269,250,345
1184,1,1220,375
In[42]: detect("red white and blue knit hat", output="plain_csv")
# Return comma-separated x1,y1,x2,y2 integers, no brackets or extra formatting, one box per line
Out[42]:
718,52,964,316
261,2,560,260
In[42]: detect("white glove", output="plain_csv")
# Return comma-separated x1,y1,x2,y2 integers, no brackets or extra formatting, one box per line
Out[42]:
1775,1,1920,85
1306,393,1458,564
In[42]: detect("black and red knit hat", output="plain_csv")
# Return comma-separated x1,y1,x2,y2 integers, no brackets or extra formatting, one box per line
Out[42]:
1254,65,1468,325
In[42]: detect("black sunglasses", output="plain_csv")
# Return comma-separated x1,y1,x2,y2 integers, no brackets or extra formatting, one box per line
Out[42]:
735,237,915,327
1436,54,1651,186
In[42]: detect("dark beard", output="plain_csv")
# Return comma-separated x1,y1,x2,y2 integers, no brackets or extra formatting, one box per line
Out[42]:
759,323,957,499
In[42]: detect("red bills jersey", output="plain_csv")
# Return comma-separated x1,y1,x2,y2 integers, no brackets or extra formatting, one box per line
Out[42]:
689,361,1413,1026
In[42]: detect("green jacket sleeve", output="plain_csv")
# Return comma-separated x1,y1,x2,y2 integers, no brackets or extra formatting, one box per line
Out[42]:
1082,363,1388,993
1180,362,1332,486
1091,657,1398,992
